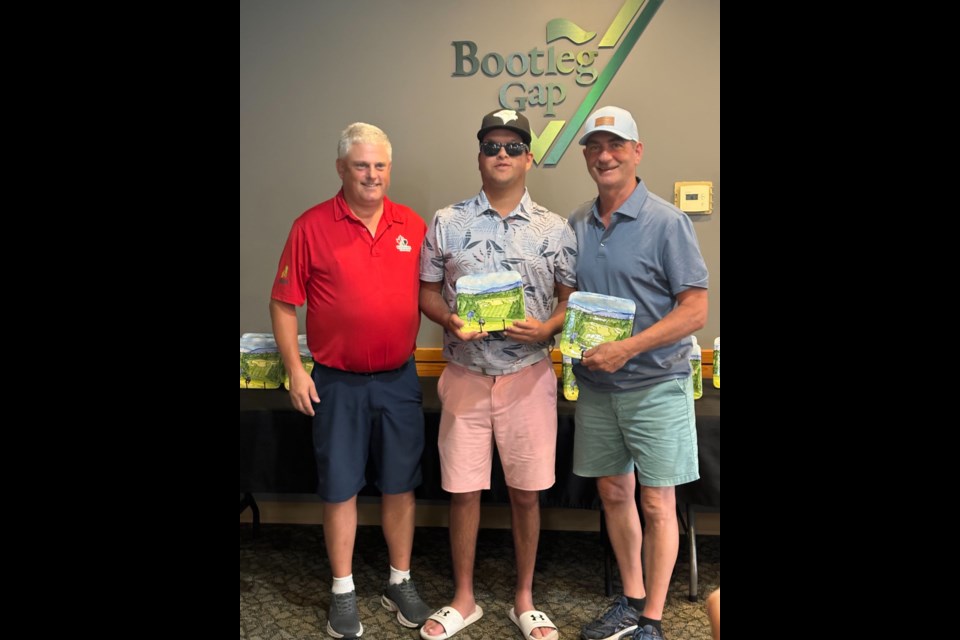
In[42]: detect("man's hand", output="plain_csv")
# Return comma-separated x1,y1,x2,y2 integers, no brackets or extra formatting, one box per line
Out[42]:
447,312,488,341
581,340,632,373
287,370,320,416
504,317,545,344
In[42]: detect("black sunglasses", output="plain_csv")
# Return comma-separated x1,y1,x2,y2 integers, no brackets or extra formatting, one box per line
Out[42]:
480,141,529,157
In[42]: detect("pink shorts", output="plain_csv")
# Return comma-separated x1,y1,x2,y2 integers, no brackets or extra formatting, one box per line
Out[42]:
436,358,557,492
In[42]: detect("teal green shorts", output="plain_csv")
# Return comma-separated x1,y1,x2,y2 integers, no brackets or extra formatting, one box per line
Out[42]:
573,377,699,487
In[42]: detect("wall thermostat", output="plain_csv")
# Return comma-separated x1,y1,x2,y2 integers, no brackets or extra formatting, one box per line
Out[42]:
674,181,713,214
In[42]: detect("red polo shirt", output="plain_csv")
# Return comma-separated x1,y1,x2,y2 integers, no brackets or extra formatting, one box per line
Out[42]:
271,190,426,372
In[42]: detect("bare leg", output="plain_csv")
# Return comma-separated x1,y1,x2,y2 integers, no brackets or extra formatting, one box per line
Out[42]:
637,485,678,620
597,473,646,599
706,587,720,640
509,486,553,638
421,490,481,637
323,496,358,579
381,491,416,571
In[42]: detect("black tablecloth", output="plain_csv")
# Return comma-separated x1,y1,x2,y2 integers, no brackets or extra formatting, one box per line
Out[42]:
677,385,720,508
240,379,719,509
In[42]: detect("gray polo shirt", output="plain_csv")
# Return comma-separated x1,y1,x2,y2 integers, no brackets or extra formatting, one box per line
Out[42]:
568,179,708,391
421,188,578,374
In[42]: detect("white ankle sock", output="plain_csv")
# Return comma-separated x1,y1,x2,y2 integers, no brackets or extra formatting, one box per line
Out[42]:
389,565,410,586
332,574,355,594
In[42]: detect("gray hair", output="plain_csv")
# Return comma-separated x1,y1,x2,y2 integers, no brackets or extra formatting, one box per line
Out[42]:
337,122,392,161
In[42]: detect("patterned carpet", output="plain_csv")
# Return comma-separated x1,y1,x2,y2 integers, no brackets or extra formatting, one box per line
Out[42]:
240,524,720,639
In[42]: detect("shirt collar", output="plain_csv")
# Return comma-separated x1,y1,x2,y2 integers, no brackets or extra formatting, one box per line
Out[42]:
333,189,402,224
473,188,534,221
591,178,648,224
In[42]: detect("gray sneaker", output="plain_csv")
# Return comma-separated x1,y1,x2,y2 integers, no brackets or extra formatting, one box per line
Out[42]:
581,595,640,640
327,590,363,639
632,624,665,639
380,578,432,627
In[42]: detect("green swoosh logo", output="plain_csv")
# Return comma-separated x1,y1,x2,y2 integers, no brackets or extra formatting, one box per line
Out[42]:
541,0,663,166
545,19,596,45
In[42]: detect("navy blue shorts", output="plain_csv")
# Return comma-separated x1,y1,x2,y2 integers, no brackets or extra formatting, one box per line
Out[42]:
311,357,424,503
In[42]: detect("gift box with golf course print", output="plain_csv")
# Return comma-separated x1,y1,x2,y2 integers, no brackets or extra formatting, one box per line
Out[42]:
559,292,636,360
455,271,526,333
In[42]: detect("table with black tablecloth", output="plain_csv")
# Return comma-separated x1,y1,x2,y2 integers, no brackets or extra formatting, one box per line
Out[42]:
676,383,720,600
240,379,719,598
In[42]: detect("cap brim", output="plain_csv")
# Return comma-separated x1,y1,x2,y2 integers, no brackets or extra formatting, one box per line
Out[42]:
478,126,531,146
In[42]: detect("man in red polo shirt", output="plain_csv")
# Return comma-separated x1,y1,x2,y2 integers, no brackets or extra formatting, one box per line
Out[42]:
270,122,431,639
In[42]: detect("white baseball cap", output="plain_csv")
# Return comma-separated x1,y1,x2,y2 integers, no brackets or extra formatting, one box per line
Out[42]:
578,106,639,145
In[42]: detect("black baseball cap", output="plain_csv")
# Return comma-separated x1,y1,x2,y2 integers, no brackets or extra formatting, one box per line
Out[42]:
476,109,531,145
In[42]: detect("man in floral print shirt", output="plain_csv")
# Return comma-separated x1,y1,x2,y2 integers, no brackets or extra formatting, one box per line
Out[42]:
418,109,576,640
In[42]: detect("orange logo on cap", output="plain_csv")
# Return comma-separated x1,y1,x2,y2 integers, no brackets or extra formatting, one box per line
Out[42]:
596,116,615,126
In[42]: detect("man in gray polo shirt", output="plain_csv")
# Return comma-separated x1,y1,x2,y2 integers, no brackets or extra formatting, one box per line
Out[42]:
570,106,708,640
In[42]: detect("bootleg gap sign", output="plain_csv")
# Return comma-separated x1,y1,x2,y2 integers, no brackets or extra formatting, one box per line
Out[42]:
450,0,663,167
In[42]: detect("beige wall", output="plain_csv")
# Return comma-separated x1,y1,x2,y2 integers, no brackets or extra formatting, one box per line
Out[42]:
240,0,720,346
